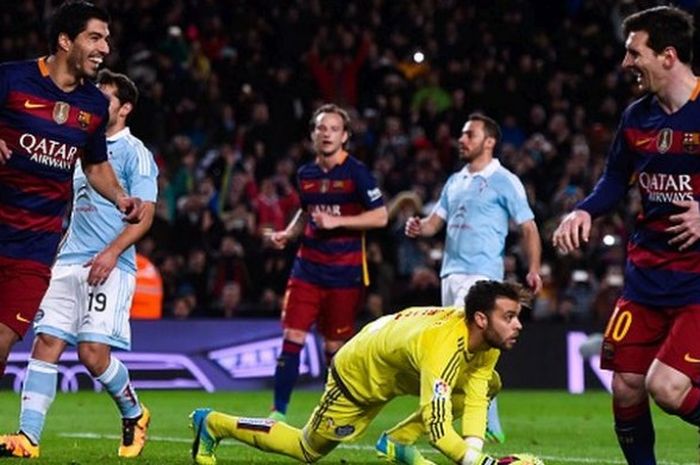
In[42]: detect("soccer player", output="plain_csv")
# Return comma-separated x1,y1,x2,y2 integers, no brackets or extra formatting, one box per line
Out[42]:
402,113,543,443
552,6,700,464
0,1,143,383
190,280,533,465
0,70,157,458
265,103,388,421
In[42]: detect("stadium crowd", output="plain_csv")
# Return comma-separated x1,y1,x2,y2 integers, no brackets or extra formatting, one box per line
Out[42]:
4,0,695,323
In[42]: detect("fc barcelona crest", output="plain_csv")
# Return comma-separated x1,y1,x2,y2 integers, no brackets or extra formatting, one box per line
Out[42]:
77,110,91,129
683,132,700,153
53,101,70,125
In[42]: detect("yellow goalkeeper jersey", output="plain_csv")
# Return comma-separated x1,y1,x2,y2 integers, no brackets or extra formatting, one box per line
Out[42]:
333,306,499,462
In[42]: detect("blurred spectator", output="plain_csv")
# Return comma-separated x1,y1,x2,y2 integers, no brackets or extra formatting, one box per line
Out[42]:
0,0,667,319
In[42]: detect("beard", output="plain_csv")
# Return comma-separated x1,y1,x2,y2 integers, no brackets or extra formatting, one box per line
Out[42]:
483,326,514,351
460,141,485,162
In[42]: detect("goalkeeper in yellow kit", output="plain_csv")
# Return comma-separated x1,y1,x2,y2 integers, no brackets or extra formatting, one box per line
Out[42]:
190,280,538,465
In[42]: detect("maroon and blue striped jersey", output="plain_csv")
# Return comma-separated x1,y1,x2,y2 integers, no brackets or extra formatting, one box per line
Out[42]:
0,58,108,267
578,82,700,306
290,154,384,288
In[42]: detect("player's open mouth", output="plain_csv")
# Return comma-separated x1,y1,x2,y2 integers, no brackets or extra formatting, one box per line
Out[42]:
89,56,103,67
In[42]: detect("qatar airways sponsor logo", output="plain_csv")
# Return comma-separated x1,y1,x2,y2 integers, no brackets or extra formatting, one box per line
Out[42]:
19,133,78,171
638,172,693,202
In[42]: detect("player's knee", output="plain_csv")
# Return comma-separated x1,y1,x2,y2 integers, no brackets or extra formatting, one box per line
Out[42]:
612,372,646,406
646,374,687,412
32,333,66,363
301,429,336,462
78,343,111,376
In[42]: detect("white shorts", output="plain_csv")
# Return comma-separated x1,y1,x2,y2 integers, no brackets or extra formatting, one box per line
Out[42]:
441,273,491,307
34,263,135,350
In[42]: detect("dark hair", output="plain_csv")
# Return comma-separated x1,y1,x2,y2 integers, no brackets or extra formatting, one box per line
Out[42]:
464,280,525,322
623,5,694,64
468,113,502,146
97,69,138,106
309,103,352,136
48,1,110,54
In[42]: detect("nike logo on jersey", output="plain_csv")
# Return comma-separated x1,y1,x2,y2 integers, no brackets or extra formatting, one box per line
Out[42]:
684,353,700,363
24,100,46,109
15,313,31,324
635,137,654,147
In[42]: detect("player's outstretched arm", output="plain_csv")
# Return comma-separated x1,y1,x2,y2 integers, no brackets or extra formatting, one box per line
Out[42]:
83,160,145,223
312,205,388,230
552,209,591,254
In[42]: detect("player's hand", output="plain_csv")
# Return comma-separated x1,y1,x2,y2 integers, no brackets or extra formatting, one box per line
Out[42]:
405,216,422,238
552,209,591,254
311,211,340,229
526,270,543,294
265,230,290,249
0,139,12,164
84,248,119,286
116,194,145,224
667,200,700,250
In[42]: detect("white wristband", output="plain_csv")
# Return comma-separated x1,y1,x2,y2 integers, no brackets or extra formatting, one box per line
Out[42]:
465,437,484,451
461,447,482,465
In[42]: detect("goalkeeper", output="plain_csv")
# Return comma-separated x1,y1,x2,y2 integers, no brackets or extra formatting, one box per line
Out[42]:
190,280,531,465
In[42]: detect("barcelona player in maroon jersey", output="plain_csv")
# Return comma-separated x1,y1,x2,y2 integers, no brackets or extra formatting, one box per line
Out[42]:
266,103,388,420
554,6,700,464
0,1,143,385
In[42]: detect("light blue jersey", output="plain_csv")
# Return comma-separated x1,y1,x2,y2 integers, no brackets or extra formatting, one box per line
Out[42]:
434,159,533,280
57,127,158,274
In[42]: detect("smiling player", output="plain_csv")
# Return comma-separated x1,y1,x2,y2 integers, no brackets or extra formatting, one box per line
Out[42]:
0,0,144,392
553,6,700,464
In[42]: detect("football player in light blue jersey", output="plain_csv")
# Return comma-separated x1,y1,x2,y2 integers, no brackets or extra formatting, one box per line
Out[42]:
0,70,157,459
375,114,542,464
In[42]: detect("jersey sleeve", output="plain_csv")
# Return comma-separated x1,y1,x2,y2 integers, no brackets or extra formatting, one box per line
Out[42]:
431,176,452,220
125,142,159,201
460,350,499,438
82,102,109,165
354,163,384,210
417,329,468,463
502,172,535,224
576,117,633,217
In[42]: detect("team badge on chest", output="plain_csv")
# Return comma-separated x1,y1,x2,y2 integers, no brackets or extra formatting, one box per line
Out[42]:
53,101,70,124
683,132,700,153
656,128,673,154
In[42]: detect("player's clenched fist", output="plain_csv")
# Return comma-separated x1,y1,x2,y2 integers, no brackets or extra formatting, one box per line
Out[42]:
405,216,422,238
552,209,591,254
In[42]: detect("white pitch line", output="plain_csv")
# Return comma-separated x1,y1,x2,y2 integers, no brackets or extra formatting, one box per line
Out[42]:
58,432,695,465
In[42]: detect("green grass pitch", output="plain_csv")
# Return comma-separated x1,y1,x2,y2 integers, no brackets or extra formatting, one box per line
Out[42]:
0,389,695,464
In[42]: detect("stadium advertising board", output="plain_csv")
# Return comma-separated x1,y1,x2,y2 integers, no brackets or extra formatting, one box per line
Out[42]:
2,320,609,392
